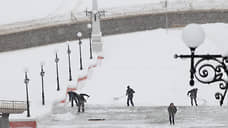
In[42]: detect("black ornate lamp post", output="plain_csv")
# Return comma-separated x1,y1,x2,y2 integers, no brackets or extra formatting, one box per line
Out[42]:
175,24,228,106
40,63,45,105
67,44,72,81
55,52,60,91
77,32,83,70
24,71,30,117
87,23,93,59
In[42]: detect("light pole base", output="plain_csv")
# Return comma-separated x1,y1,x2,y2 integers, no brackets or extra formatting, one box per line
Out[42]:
92,33,102,42
92,42,103,53
92,33,103,53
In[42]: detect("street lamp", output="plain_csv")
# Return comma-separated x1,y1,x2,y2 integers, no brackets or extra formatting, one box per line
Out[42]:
67,44,72,81
175,24,228,106
40,63,45,105
55,52,60,91
87,23,93,59
77,32,83,70
24,70,30,117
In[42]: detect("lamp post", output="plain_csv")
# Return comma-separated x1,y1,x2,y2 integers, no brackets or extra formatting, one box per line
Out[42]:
55,52,60,91
87,23,93,59
67,44,72,81
40,63,45,105
175,24,228,106
24,71,30,117
77,32,83,70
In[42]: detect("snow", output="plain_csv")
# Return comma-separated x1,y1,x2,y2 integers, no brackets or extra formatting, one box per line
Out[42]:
1,0,228,36
0,23,228,120
38,106,228,127
0,0,158,24
1,0,228,125
206,24,228,56
51,112,75,121
0,0,62,25
0,0,228,25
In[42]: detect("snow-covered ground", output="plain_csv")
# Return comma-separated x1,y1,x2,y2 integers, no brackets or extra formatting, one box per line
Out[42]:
1,0,228,36
0,0,228,25
38,106,228,128
0,23,228,120
0,0,166,25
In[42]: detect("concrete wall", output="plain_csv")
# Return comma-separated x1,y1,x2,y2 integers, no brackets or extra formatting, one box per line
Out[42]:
0,9,228,52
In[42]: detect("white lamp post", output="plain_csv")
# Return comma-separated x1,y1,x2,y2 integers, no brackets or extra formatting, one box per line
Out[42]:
175,24,228,106
182,24,206,86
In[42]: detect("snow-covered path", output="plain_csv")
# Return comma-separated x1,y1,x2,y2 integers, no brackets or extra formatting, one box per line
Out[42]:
38,106,228,128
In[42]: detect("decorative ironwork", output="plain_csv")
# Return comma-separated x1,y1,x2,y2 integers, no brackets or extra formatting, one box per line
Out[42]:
175,50,228,106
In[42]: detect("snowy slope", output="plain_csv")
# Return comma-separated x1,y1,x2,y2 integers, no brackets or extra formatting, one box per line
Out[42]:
0,0,162,24
0,23,228,119
80,23,228,107
0,0,228,25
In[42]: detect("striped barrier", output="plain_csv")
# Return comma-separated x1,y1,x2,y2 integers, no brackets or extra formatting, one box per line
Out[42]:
59,55,104,104
9,120,36,128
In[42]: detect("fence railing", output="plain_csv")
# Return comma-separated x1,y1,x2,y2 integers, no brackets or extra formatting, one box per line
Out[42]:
0,100,26,114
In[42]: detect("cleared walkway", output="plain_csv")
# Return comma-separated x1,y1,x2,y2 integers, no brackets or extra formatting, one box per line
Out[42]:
38,106,228,128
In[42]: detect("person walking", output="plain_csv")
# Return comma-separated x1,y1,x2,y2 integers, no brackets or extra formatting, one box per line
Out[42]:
126,85,135,107
187,88,198,106
168,103,177,125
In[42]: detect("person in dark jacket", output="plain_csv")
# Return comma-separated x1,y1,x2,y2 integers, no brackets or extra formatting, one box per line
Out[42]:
67,91,79,107
67,91,90,112
187,88,198,106
168,103,177,125
78,93,90,112
126,86,135,107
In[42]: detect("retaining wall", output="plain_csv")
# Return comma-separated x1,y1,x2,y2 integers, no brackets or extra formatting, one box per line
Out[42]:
0,9,228,52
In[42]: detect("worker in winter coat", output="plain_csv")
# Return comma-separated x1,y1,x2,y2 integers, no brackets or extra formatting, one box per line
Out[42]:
168,102,177,125
67,91,79,107
77,93,90,112
187,88,198,106
126,86,135,107
67,91,90,112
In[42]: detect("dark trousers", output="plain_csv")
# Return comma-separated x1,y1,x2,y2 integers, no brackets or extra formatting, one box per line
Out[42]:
190,97,198,106
78,103,85,112
127,97,134,106
71,97,78,107
169,114,175,125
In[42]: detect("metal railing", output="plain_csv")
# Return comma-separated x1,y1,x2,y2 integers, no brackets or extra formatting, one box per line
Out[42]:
0,100,27,114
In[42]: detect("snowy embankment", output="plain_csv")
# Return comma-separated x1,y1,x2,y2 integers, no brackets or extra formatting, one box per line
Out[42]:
1,0,228,25
80,23,228,107
38,106,228,128
0,0,228,35
0,23,228,120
